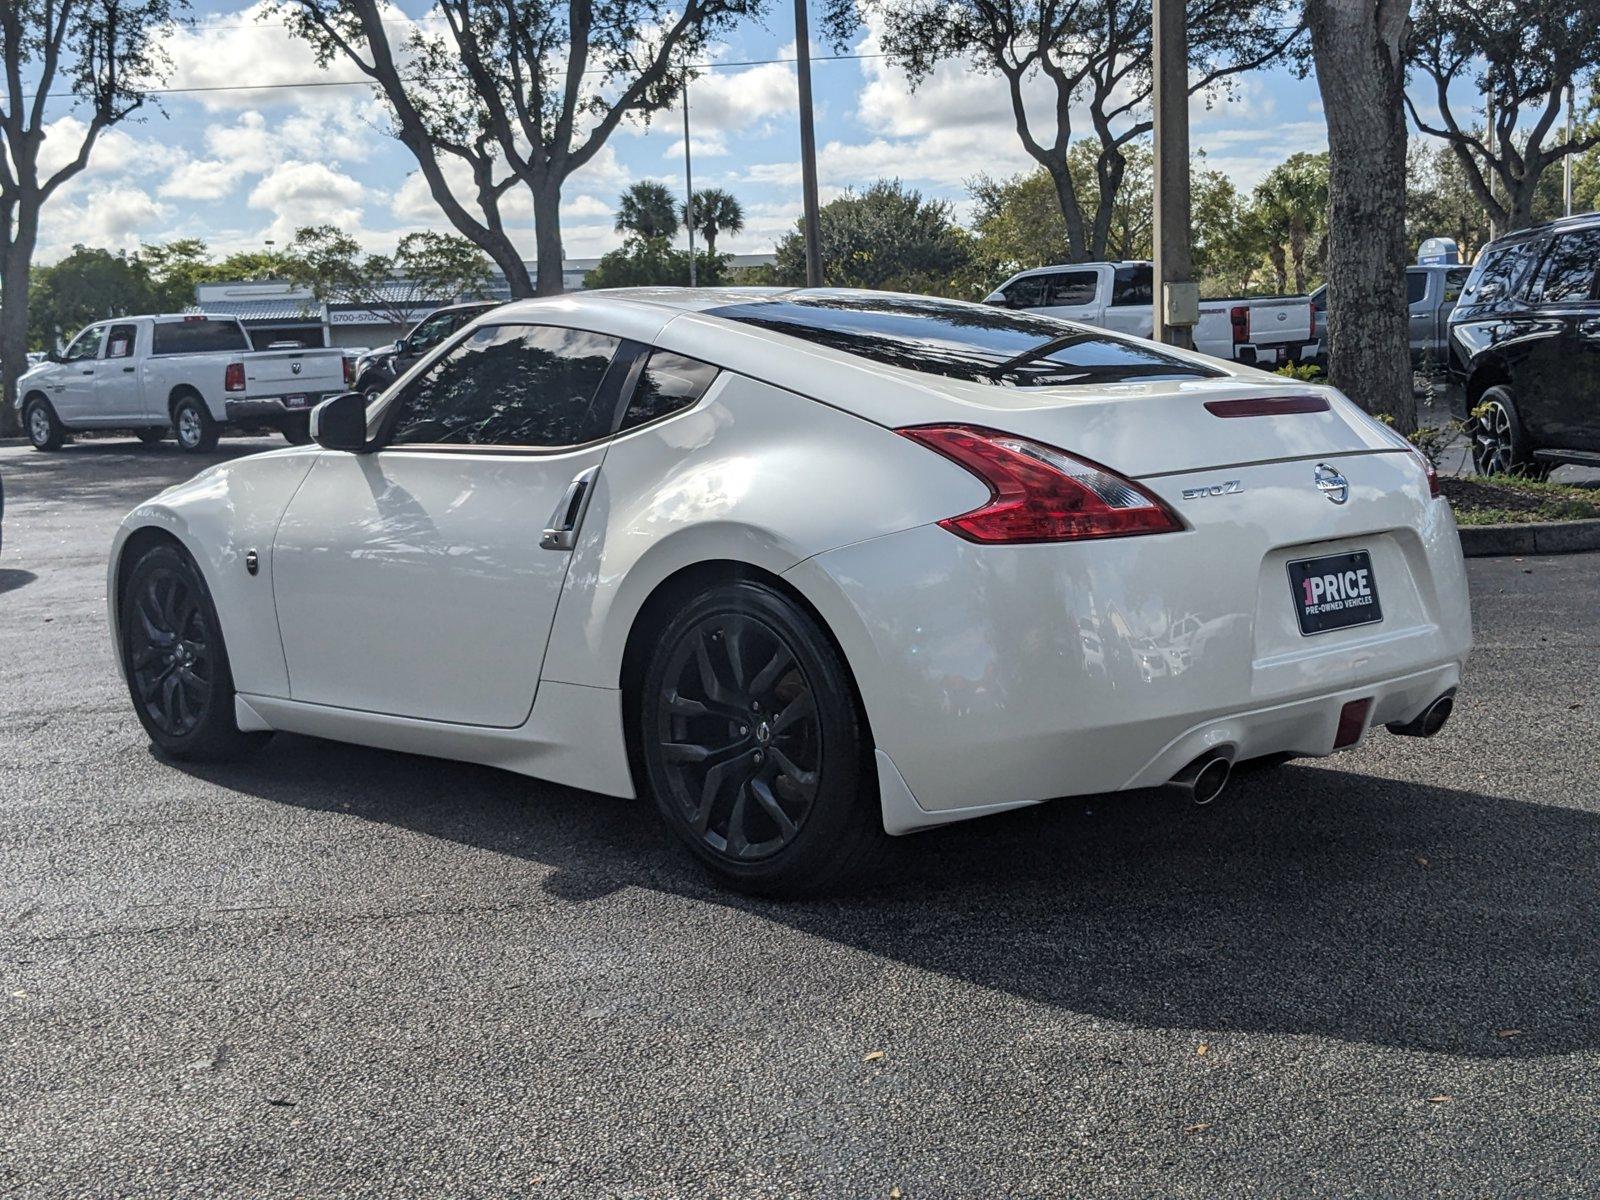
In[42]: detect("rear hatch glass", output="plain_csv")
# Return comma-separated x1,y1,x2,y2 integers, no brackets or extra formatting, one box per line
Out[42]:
709,294,1224,386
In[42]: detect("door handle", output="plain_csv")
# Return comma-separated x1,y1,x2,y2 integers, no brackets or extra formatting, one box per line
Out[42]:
122,366,135,373
540,466,598,551
80,369,95,376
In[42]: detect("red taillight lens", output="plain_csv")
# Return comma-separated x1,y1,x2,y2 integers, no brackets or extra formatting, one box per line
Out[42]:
1204,394,1330,417
342,356,355,386
1230,304,1249,344
224,362,245,392
1410,449,1440,498
897,425,1183,543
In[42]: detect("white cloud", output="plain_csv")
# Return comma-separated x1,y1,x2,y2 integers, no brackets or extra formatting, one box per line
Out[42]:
248,160,366,240
684,61,797,132
37,185,176,258
158,159,243,201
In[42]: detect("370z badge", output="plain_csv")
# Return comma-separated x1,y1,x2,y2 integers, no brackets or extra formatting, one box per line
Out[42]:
1182,479,1243,500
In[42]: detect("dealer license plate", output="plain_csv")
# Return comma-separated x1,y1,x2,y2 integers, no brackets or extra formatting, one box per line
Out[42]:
1287,551,1383,636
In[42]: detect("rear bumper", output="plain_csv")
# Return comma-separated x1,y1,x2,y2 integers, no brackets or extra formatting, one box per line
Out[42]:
224,396,331,424
1235,340,1319,366
788,451,1471,827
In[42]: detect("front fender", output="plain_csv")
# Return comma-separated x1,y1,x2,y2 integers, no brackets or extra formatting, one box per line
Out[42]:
107,450,319,698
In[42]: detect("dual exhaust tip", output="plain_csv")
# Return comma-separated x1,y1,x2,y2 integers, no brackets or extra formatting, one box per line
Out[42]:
1163,690,1456,806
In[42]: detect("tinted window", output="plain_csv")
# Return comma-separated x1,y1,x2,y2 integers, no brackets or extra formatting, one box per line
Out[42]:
620,351,719,432
63,326,105,362
1043,270,1098,307
1461,240,1538,305
1000,275,1049,308
1406,271,1428,305
105,324,138,359
1532,229,1600,303
709,295,1219,386
151,318,249,355
1111,264,1154,307
408,311,457,351
1443,269,1470,303
387,323,620,448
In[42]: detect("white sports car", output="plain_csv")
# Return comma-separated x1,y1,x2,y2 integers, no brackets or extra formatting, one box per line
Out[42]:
109,289,1472,894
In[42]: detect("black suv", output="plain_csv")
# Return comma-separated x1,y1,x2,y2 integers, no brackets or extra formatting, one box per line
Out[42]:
352,300,502,399
1448,212,1600,477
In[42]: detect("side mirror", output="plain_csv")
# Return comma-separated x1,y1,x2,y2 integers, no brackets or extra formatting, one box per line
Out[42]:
311,391,370,452
46,350,63,364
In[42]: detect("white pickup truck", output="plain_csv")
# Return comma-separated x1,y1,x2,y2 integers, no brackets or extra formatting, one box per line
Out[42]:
984,262,1319,368
16,314,351,453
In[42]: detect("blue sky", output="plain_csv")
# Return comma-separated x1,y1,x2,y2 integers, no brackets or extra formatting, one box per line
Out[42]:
32,1,1349,266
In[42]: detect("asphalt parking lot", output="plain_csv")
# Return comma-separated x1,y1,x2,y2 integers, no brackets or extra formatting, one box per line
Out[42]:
2,436,1597,1198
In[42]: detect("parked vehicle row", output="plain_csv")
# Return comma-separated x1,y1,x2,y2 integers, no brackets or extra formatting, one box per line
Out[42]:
1448,211,1600,477
984,261,1318,367
16,314,351,453
351,300,502,400
108,287,1469,895
1309,262,1473,369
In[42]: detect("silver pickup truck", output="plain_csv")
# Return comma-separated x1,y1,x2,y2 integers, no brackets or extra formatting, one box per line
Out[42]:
16,314,351,453
1311,263,1472,370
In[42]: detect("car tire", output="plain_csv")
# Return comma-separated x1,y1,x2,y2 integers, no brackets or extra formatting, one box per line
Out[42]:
135,427,168,445
119,541,271,761
1471,385,1551,480
279,413,312,445
636,579,886,897
24,396,67,451
172,393,219,453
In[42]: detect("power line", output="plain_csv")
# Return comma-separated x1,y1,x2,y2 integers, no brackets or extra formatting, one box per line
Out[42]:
32,52,887,103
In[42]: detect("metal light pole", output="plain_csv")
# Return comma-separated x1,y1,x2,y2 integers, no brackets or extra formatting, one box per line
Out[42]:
1564,83,1574,217
1151,0,1195,348
682,69,697,286
794,0,824,287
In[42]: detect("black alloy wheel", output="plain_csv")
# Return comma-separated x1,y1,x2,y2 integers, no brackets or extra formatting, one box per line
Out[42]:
126,561,214,737
1470,386,1551,480
638,580,885,896
120,543,269,760
655,611,822,861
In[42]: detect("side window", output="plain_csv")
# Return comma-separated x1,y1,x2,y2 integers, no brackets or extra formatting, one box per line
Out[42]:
1443,269,1470,303
1406,271,1428,305
105,324,138,359
63,326,105,362
1001,276,1049,309
1044,271,1098,307
619,351,719,433
387,323,621,449
1463,240,1537,304
1110,265,1153,307
1531,230,1600,304
408,312,457,351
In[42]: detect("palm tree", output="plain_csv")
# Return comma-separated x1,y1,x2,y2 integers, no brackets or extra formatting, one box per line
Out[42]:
1253,153,1330,294
683,188,745,256
615,181,680,241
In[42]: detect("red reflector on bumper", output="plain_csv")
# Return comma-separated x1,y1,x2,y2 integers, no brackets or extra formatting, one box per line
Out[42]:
1334,698,1372,749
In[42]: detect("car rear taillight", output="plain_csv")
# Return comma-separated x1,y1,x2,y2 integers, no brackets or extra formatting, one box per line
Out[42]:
1204,395,1330,417
342,355,355,386
224,362,246,392
1410,449,1441,498
1230,305,1249,345
897,425,1183,543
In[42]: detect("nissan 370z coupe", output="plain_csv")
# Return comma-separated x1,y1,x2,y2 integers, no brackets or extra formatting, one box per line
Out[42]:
108,289,1472,895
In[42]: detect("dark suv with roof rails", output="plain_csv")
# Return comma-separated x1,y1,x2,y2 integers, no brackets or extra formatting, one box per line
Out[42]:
1448,212,1600,477
351,300,502,401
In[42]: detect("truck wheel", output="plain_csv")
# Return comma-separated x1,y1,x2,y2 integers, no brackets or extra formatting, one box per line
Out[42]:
1471,385,1550,480
135,428,168,446
24,397,67,451
172,394,219,453
279,413,312,445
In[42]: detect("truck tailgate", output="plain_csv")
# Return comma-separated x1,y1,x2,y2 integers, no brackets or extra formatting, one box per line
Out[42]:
244,349,348,402
1248,297,1313,344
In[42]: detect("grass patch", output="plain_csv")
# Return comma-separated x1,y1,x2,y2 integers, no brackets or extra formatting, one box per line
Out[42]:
1441,475,1600,526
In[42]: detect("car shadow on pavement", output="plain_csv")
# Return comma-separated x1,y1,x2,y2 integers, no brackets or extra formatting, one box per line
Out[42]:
0,440,272,512
176,732,1597,1059
0,568,37,595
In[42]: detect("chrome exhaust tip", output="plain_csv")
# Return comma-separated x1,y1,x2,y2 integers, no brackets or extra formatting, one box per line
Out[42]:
1385,691,1456,739
1165,752,1234,806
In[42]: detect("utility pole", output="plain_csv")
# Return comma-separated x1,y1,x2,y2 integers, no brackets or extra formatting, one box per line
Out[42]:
794,0,824,287
1151,0,1195,349
682,69,697,286
1564,83,1574,217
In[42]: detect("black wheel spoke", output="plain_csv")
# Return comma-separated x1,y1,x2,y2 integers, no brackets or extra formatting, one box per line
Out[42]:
126,564,213,738
771,691,814,736
748,645,794,698
693,756,746,835
662,738,744,765
749,775,798,841
769,746,818,797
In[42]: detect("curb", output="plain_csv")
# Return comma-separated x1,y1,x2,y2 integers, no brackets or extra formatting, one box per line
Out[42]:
1458,518,1600,557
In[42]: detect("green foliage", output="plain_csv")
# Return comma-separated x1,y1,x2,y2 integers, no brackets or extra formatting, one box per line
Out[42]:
27,246,159,349
615,182,681,241
1273,362,1326,383
684,188,745,255
1252,152,1329,293
281,224,491,322
774,180,974,296
583,237,729,289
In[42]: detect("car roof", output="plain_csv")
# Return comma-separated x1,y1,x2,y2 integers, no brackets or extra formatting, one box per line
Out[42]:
1481,210,1600,252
